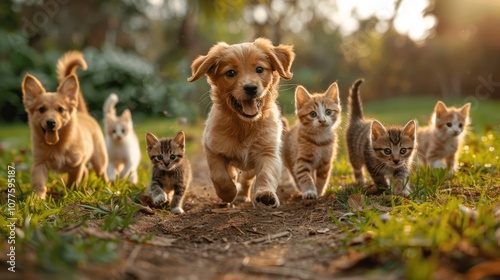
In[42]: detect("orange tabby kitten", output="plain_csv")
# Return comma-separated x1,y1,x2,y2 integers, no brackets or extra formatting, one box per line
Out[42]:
282,82,341,199
417,101,471,175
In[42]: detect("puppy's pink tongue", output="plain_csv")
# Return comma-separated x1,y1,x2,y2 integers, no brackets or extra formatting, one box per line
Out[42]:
45,130,59,145
241,100,258,116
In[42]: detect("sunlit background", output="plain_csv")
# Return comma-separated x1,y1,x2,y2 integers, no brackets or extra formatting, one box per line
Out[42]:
0,0,499,122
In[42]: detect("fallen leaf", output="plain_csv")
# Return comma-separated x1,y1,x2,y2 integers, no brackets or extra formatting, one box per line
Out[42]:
329,250,369,270
316,228,330,234
371,203,393,212
347,194,365,212
211,208,241,214
82,227,117,240
146,235,177,247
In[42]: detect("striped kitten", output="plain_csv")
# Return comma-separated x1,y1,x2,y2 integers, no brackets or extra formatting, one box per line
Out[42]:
346,79,417,196
283,82,341,199
144,131,192,214
417,101,470,175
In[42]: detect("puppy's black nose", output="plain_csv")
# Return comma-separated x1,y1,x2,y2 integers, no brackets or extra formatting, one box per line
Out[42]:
46,119,56,130
244,83,258,96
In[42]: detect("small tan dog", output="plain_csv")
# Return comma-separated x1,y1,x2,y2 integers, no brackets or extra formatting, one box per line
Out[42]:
21,51,108,198
188,38,295,207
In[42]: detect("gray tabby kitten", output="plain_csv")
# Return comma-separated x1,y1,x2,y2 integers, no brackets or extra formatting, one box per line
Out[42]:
144,131,192,214
346,79,417,196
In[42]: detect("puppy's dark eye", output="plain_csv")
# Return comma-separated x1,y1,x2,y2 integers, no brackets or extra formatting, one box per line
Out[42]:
325,109,332,116
400,148,407,154
156,155,163,161
170,154,176,160
458,123,463,128
112,129,116,133
39,107,46,113
121,128,125,133
256,66,264,73
384,148,391,155
226,70,237,78
58,107,64,113
309,111,317,118
446,123,452,127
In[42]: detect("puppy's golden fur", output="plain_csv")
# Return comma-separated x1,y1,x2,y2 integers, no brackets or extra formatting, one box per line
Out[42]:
188,38,295,207
22,51,108,198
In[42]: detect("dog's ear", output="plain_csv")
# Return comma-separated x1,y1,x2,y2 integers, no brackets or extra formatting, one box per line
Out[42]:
58,74,79,102
254,38,295,80
22,74,46,106
188,42,229,82
173,131,186,152
145,132,160,151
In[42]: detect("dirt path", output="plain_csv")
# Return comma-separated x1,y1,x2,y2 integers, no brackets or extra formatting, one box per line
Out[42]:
111,153,361,280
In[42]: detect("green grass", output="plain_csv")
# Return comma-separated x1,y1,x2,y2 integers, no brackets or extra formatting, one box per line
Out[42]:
1,97,499,276
324,98,500,278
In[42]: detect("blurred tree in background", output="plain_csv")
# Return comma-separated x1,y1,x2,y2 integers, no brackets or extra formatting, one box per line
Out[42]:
0,0,499,123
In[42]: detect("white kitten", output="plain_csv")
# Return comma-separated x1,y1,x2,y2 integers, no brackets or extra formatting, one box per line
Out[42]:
103,93,141,184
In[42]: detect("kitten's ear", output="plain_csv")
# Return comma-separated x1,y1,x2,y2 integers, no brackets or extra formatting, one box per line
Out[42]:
402,119,417,141
121,109,132,122
174,131,186,151
295,85,311,110
325,82,340,104
460,102,471,116
145,132,159,150
434,101,448,118
370,120,387,142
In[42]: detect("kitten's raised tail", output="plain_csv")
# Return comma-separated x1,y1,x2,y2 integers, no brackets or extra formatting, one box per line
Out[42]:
103,93,119,118
56,51,88,113
348,78,364,122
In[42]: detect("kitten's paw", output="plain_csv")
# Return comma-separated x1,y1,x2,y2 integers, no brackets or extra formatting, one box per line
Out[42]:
170,207,184,214
301,189,318,200
254,191,280,208
430,160,446,169
33,186,47,199
152,191,168,206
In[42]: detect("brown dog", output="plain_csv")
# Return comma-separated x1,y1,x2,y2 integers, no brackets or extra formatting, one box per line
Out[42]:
188,38,295,207
21,51,108,198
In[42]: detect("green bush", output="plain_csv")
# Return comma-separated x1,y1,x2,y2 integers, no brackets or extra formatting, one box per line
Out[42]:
0,30,197,123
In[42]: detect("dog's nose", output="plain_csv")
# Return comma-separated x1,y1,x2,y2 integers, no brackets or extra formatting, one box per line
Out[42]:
244,83,258,96
46,119,56,130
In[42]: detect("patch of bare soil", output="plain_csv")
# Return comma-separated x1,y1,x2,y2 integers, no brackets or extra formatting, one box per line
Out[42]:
114,154,354,280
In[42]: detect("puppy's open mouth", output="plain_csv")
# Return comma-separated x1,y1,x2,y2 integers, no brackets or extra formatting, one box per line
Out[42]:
230,96,263,119
41,126,60,145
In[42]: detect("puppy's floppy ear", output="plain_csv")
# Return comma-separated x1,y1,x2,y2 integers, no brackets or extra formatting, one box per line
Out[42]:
187,42,229,82
22,74,46,106
254,37,295,80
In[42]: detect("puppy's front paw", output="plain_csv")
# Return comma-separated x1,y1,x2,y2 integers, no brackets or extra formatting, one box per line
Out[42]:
254,191,280,208
170,207,184,214
301,189,318,200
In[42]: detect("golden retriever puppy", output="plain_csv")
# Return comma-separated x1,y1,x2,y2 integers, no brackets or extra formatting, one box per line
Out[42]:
188,38,295,207
21,51,108,198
